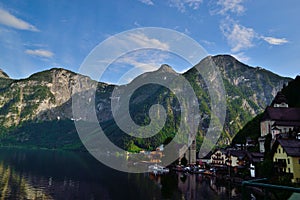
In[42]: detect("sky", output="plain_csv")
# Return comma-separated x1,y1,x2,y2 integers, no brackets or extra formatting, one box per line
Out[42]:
0,0,299,84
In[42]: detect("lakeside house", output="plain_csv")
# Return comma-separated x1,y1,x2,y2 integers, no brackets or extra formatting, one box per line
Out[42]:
210,149,227,167
198,147,263,178
272,138,300,183
226,150,247,168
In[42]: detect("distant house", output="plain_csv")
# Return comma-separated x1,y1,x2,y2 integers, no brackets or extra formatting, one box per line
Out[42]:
210,149,227,166
273,138,300,183
226,150,247,168
259,92,300,153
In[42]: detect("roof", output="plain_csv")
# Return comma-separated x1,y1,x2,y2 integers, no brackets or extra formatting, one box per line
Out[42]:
261,107,300,121
276,139,300,157
273,121,300,127
271,91,288,106
228,150,247,159
246,152,264,163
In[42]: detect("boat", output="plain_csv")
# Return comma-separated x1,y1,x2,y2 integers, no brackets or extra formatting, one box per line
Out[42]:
148,164,169,175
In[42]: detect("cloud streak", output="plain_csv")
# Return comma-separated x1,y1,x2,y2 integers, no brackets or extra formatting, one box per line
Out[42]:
216,0,245,15
138,0,154,6
262,36,289,45
124,32,170,50
0,8,39,31
168,0,203,12
25,49,54,58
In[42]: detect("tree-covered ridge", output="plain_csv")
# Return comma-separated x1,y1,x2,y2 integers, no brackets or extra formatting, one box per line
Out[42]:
282,76,300,107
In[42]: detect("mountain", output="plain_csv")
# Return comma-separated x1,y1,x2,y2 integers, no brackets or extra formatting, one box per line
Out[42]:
184,55,291,143
0,55,293,150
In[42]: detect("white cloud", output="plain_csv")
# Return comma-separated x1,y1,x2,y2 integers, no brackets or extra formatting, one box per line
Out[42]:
216,0,245,15
168,0,203,12
0,8,39,31
125,33,170,50
115,50,169,71
220,20,255,52
138,0,154,5
262,36,289,45
25,49,54,58
112,50,170,84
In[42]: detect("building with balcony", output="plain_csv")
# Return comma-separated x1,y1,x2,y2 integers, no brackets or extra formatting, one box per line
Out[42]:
273,138,300,183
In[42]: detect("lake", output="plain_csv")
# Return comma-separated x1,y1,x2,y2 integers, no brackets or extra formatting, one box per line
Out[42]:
0,148,240,200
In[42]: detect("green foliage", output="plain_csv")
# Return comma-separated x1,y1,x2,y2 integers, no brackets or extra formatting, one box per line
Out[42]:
282,76,300,107
180,156,188,166
256,133,273,178
0,95,20,115
0,78,13,90
232,113,263,144
126,140,142,153
27,70,53,82
0,120,85,151
23,85,54,102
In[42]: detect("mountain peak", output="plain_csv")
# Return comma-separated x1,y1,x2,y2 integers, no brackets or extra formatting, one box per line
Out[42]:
157,64,177,74
0,69,10,79
211,54,243,66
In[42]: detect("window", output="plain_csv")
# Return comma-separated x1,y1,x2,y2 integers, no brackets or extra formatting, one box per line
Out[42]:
288,168,291,173
278,148,281,153
287,158,290,164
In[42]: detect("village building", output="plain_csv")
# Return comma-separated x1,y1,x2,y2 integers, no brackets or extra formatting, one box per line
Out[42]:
226,150,247,168
272,138,300,183
210,149,227,166
259,92,300,153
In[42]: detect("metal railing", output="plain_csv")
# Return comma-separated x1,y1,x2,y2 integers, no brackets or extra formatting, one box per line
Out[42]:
242,178,300,200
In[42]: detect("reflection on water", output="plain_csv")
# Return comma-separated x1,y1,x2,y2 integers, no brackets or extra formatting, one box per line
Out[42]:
0,161,53,199
0,149,239,200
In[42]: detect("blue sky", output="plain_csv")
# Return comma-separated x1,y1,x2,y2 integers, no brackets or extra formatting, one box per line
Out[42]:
0,0,299,83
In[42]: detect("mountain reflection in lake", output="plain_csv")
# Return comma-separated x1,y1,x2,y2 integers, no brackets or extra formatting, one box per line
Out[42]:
0,149,239,200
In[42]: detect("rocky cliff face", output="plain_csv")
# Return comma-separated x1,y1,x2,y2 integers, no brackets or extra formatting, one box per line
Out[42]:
0,68,103,128
0,55,293,146
203,55,291,142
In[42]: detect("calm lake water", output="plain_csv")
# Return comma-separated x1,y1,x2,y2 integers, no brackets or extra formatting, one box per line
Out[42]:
0,148,240,200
